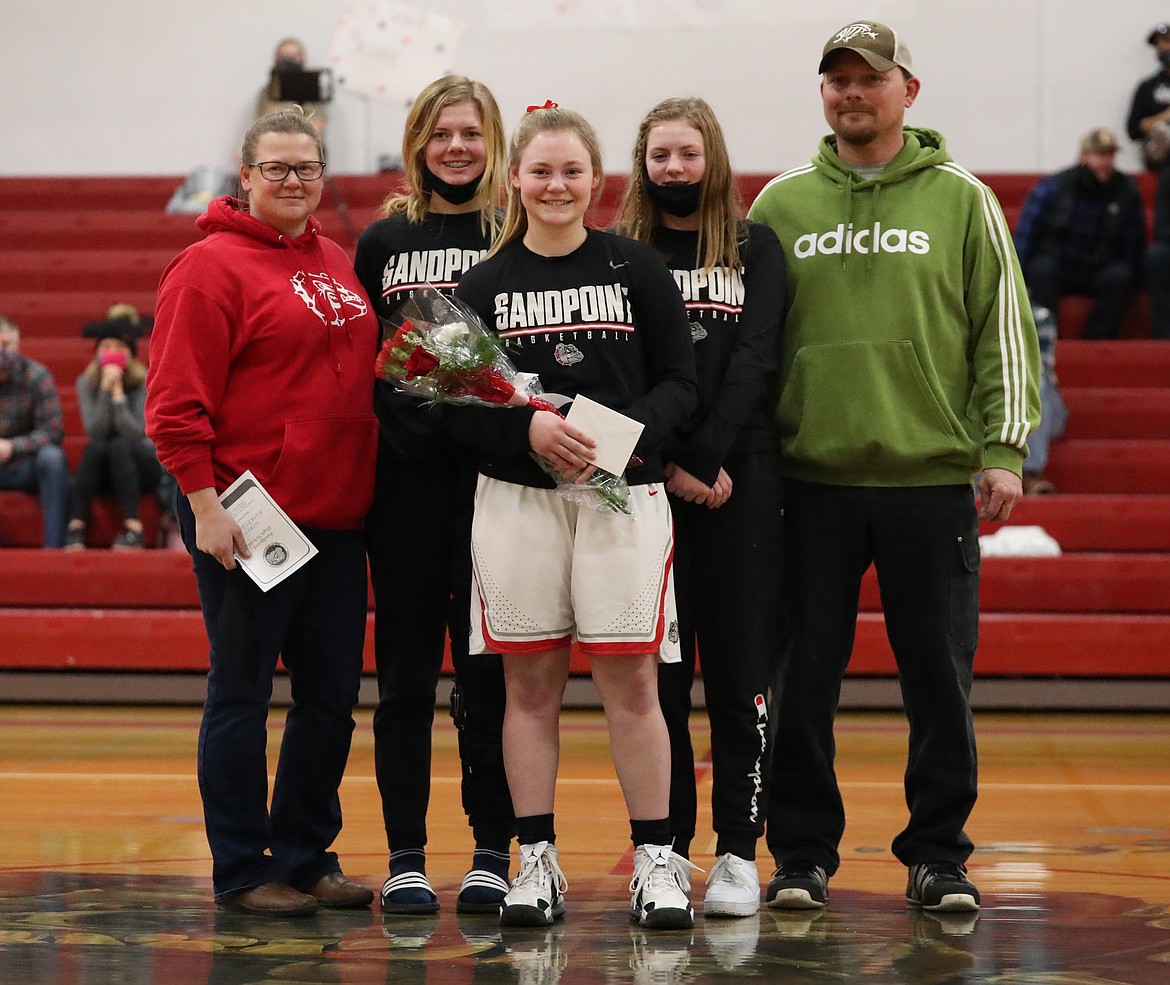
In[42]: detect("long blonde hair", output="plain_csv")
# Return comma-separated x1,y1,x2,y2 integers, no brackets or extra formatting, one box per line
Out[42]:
488,105,604,258
381,75,505,239
613,97,743,272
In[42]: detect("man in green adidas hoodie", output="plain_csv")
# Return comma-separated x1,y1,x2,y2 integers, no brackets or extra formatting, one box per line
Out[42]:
749,21,1040,916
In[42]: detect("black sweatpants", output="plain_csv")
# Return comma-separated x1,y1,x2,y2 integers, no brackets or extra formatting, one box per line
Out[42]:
658,451,784,860
766,480,979,876
366,446,513,856
69,433,162,522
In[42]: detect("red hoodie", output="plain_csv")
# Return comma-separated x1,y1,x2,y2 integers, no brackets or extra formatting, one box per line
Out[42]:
146,197,378,530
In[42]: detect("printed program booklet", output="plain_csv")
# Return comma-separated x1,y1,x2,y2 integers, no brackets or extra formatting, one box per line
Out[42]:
219,471,317,591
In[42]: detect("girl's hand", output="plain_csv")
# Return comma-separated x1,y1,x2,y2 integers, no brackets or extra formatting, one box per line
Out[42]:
664,462,712,504
530,410,597,481
706,468,733,509
99,363,124,393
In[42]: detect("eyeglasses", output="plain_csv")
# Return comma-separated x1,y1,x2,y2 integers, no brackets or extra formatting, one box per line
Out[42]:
247,160,326,181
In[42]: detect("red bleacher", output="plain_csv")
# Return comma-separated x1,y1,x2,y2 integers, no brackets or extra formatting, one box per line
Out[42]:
1,173,1168,687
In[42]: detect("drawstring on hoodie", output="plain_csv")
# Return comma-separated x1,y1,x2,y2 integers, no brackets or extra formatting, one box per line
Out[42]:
204,198,359,378
302,228,352,377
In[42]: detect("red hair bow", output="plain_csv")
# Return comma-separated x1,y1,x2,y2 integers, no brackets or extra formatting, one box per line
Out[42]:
526,99,558,112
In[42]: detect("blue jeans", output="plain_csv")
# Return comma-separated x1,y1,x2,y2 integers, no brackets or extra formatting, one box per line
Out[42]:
1027,378,1068,474
177,494,368,900
0,444,70,547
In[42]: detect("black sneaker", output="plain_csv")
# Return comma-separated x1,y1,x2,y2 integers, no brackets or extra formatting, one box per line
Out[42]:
112,527,145,550
906,862,980,912
764,859,828,910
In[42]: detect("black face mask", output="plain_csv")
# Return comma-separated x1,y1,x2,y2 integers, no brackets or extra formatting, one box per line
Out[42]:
422,167,483,206
645,178,703,218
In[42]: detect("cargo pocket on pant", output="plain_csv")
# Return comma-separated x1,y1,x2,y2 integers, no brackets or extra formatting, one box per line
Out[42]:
948,533,981,651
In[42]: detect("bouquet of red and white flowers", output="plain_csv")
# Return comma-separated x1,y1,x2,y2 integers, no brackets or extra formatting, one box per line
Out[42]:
375,287,634,514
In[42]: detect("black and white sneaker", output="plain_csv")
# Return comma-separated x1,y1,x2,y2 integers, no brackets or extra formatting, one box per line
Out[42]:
764,859,828,910
629,844,696,929
499,841,567,927
906,861,981,912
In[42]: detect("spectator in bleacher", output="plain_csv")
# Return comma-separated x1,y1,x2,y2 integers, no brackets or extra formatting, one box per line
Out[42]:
0,315,70,549
1143,166,1170,340
1126,23,1170,171
1022,302,1068,493
259,37,329,138
64,304,162,550
144,108,379,918
1014,128,1147,340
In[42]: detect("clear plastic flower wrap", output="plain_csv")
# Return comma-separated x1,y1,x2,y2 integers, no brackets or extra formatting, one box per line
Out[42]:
375,286,635,515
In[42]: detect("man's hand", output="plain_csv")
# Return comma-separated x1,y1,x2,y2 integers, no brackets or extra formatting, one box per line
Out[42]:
0,438,12,465
977,467,1023,522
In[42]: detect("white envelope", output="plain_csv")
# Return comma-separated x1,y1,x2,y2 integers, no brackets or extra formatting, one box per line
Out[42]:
564,394,645,476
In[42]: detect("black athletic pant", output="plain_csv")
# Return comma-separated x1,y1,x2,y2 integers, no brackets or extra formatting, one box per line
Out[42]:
69,433,162,522
766,480,979,876
1026,253,1135,340
367,446,513,855
658,451,784,861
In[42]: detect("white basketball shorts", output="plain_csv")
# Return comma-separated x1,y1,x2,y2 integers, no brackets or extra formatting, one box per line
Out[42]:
469,476,680,662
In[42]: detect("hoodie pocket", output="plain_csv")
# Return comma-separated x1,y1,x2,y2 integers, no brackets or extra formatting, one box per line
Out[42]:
267,414,378,527
780,340,973,473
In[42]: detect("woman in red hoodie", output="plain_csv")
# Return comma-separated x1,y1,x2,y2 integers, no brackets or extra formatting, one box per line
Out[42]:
145,109,379,917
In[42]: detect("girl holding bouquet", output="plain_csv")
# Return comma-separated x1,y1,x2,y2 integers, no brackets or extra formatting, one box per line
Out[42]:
613,97,786,918
353,76,516,915
451,105,699,929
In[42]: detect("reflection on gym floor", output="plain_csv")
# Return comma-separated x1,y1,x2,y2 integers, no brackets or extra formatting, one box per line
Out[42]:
2,706,1169,983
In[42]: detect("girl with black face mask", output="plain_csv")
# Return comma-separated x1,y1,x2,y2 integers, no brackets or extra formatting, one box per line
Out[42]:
353,75,516,918
612,97,787,920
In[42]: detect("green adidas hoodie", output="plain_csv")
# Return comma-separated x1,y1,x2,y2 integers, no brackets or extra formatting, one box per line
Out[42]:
748,127,1040,486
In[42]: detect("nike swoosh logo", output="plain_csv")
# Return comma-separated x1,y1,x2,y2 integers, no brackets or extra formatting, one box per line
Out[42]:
609,260,629,269
649,488,659,496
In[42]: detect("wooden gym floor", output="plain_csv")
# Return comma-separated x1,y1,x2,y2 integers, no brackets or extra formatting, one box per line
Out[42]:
2,704,1169,984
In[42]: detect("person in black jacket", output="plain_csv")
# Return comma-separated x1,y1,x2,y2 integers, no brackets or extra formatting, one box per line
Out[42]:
1127,23,1170,171
1144,165,1170,340
612,96,785,919
1013,128,1147,339
353,75,515,916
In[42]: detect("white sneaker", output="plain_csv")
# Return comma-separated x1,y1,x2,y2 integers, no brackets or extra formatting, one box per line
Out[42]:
629,844,697,929
704,853,761,917
500,841,567,927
